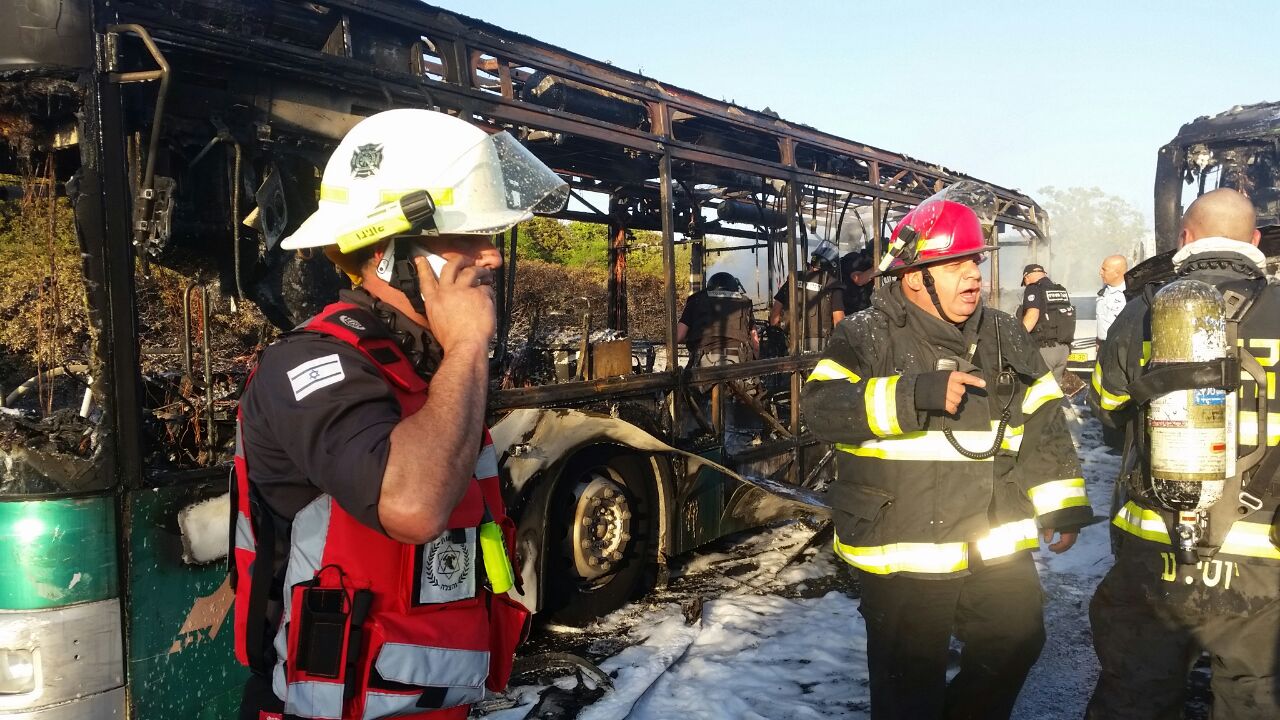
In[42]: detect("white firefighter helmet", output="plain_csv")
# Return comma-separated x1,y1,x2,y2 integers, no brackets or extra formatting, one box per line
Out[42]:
281,109,568,251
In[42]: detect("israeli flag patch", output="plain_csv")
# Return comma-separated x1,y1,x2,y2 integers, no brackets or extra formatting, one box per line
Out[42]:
288,354,345,401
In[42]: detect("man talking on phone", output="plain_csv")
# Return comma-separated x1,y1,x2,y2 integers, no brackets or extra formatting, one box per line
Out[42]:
231,109,568,720
801,184,1090,719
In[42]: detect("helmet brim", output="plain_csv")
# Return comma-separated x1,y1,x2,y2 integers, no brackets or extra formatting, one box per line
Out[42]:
878,244,998,276
280,205,348,250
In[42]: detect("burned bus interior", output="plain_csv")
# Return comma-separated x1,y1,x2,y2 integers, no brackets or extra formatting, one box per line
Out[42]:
1131,100,1280,292
0,1,1065,624
0,0,1050,504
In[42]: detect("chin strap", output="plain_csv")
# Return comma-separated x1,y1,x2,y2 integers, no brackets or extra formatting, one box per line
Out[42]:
374,238,427,317
921,267,964,325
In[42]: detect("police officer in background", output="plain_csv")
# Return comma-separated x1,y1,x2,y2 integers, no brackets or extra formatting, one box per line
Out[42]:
1088,188,1280,719
1018,263,1075,385
232,110,567,720
802,184,1090,720
1095,254,1128,343
770,241,845,350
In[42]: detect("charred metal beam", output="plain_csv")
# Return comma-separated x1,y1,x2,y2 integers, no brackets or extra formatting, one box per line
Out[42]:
87,35,147,493
488,354,817,410
108,1,1045,233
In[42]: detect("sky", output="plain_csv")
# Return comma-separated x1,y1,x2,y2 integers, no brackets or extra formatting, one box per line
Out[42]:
426,0,1279,229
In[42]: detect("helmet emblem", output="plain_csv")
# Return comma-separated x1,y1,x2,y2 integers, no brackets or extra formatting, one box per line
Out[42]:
349,143,384,178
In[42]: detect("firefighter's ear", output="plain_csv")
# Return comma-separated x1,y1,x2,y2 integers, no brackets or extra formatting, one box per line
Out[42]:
901,269,925,291
1252,228,1262,246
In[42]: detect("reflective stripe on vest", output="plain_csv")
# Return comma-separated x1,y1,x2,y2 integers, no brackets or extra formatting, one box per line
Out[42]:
1113,501,1280,561
833,517,1040,575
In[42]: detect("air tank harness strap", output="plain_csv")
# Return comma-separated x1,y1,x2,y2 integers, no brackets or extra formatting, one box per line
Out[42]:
1127,358,1242,407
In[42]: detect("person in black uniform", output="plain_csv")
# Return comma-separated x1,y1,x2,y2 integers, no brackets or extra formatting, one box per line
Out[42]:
1018,263,1075,385
769,241,845,350
841,247,875,315
677,271,757,366
234,109,566,720
1088,188,1280,719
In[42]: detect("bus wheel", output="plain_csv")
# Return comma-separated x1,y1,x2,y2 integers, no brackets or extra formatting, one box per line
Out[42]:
544,450,655,625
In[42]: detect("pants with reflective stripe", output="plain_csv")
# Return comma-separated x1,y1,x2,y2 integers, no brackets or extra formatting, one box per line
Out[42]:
1088,538,1280,720
855,552,1045,720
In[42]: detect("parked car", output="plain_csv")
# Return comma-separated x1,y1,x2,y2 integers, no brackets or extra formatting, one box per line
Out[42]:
1066,295,1098,375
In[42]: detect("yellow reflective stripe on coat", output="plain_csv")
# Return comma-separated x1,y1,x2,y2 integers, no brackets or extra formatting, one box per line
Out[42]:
808,358,860,382
841,422,1022,461
835,519,1039,575
1113,501,1280,560
1238,411,1280,447
1092,364,1131,410
1112,502,1169,542
975,518,1041,561
1027,477,1089,516
865,376,903,437
834,536,968,575
1022,372,1064,415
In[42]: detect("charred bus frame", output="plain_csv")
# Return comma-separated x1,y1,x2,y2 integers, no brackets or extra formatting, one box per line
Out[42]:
0,1,1049,717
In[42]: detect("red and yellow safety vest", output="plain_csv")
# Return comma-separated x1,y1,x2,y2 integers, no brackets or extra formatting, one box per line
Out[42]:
231,302,527,719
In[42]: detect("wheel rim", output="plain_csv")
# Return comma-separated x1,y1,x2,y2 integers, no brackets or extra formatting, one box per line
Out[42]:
570,470,633,582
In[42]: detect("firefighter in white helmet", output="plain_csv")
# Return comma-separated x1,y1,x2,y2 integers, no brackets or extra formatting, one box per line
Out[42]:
1088,187,1280,718
230,109,567,720
802,183,1092,719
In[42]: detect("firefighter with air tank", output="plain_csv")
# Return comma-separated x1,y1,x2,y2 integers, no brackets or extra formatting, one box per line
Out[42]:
1088,187,1280,718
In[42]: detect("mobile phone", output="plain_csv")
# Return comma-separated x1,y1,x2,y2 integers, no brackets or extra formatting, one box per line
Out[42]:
407,244,449,277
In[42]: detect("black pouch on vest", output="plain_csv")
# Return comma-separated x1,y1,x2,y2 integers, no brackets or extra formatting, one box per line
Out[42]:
295,587,349,678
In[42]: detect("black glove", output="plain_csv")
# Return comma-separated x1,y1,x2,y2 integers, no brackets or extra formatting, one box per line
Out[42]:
914,370,953,412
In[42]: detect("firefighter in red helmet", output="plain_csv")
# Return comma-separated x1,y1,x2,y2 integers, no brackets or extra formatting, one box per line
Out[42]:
802,183,1092,719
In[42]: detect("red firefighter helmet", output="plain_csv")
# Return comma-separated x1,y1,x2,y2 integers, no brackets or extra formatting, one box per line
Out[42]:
878,182,999,274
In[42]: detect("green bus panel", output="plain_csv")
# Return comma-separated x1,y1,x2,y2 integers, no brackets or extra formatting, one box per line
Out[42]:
0,496,117,610
675,448,727,553
125,482,245,720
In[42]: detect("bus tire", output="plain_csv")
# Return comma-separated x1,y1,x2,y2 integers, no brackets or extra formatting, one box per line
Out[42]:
542,449,656,625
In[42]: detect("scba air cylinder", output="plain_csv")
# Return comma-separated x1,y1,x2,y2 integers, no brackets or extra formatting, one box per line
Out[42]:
1147,278,1234,511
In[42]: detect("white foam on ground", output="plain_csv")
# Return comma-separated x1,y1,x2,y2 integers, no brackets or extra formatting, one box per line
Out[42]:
488,401,1122,719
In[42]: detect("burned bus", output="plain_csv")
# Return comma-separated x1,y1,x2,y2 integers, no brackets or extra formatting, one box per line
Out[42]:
0,0,1049,716
1135,100,1280,287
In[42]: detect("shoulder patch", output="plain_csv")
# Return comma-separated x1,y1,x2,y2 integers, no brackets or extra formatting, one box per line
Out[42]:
288,354,345,401
1026,293,1036,302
